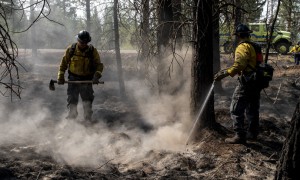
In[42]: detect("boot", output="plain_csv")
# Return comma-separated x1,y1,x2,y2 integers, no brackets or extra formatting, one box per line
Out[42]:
225,134,246,144
83,101,93,122
66,104,78,119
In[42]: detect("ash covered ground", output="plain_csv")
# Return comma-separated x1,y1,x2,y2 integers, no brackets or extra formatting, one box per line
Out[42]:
0,50,299,179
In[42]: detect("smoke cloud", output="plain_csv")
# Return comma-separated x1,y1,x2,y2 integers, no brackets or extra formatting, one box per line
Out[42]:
0,48,193,167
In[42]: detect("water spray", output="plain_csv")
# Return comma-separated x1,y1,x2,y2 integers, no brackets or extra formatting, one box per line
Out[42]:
185,80,215,146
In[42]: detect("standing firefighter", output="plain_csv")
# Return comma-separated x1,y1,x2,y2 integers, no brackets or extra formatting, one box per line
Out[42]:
214,24,262,144
57,30,104,123
289,41,300,65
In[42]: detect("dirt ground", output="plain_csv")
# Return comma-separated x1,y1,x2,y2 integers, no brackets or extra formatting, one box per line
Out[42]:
0,50,299,179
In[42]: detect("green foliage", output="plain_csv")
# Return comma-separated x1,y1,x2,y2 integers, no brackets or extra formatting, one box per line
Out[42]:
219,0,265,25
242,0,265,22
100,1,136,50
279,0,300,42
2,0,271,51
101,5,114,50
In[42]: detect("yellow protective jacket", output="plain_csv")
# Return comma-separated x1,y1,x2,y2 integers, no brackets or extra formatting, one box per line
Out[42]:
58,44,104,79
227,38,257,77
289,45,300,54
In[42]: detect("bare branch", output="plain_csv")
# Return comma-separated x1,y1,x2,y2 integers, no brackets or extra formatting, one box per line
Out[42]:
0,0,53,99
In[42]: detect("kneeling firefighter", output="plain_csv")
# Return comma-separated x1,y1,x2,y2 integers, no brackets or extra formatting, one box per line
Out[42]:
57,30,104,122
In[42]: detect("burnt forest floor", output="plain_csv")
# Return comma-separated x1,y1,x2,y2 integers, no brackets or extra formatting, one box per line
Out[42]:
0,51,299,179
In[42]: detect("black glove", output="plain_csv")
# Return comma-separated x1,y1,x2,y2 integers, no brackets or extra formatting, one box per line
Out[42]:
57,78,65,85
92,72,102,84
214,69,229,81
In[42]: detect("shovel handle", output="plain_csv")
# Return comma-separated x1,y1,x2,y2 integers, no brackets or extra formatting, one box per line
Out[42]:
51,80,104,84
49,79,104,91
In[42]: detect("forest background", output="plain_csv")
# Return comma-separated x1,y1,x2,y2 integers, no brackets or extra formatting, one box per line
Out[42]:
2,0,300,109
0,0,300,179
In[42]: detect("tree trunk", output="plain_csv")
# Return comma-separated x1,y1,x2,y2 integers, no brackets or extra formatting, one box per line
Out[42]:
157,0,173,93
212,0,222,92
62,0,66,17
286,1,294,40
113,0,126,98
30,0,37,57
157,0,173,48
269,0,274,24
172,0,182,49
265,0,281,63
275,102,300,180
141,0,150,59
234,0,241,48
191,0,215,129
86,0,91,32
139,0,150,76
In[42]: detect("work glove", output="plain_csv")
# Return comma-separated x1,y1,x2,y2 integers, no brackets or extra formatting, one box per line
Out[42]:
92,72,102,84
57,78,65,85
214,69,229,81
57,71,65,85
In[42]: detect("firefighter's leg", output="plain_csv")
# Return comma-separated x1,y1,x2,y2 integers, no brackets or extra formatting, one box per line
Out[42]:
66,83,79,119
296,56,300,65
82,101,93,121
226,84,247,143
80,84,94,122
246,88,261,140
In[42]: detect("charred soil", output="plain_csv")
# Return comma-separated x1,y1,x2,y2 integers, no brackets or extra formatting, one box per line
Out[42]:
0,51,299,179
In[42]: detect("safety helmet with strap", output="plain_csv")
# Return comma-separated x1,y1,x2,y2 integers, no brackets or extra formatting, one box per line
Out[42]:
76,30,91,44
234,24,253,36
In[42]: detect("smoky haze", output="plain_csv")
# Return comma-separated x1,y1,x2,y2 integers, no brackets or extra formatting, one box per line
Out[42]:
0,48,193,168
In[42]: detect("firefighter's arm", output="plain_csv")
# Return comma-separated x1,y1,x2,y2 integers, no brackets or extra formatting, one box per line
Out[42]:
227,44,249,77
57,48,70,80
92,48,103,83
93,48,104,77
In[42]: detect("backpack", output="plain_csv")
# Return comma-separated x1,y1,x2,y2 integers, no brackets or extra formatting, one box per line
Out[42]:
243,41,274,89
69,43,96,73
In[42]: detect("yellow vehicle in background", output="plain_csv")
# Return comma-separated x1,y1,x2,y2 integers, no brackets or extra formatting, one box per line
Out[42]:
220,23,292,54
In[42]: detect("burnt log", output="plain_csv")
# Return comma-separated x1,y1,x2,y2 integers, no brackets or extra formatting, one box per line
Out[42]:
275,103,300,179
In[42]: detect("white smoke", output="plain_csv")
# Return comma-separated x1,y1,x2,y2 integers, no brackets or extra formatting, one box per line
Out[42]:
0,47,193,167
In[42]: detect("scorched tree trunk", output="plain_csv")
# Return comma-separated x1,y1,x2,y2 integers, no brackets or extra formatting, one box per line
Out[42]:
275,102,300,180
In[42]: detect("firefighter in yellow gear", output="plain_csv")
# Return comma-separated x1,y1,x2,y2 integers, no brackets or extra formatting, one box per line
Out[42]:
214,24,262,144
57,30,104,123
289,41,300,65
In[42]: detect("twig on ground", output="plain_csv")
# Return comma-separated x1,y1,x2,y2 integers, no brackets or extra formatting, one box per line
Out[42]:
268,152,277,160
273,83,282,104
95,158,114,170
36,168,42,180
294,77,300,86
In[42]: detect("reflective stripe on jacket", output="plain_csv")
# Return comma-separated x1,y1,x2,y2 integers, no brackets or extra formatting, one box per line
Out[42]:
227,38,256,77
58,44,103,79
